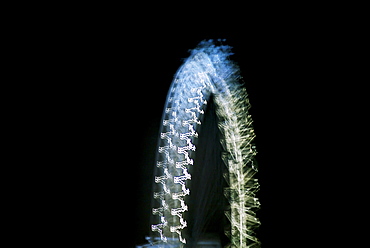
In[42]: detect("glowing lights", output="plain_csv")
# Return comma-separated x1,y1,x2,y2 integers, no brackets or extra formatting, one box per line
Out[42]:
151,40,260,247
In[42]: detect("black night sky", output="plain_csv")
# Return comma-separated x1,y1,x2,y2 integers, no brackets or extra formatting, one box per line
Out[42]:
52,14,347,247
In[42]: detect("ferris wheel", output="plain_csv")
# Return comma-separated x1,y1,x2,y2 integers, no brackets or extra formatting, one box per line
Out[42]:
138,40,261,248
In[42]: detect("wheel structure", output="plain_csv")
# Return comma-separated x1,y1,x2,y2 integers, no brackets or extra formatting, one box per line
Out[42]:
150,40,261,248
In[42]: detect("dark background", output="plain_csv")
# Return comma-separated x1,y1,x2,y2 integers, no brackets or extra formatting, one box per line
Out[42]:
75,32,324,247
43,12,354,247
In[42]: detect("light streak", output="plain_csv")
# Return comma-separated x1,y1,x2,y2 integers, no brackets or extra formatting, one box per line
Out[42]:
151,40,260,247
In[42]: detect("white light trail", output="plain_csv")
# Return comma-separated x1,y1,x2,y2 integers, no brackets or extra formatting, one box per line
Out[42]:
151,40,260,247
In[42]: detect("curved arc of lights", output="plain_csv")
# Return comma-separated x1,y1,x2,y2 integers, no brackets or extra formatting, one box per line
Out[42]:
151,40,260,247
